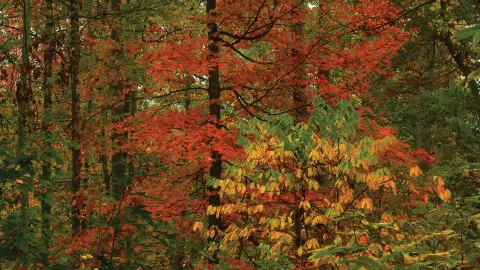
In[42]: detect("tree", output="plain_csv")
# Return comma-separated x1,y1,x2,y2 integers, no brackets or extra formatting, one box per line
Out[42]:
40,0,56,264
70,0,82,235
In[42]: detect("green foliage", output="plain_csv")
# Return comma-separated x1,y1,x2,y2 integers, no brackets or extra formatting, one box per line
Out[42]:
384,57,480,270
454,24,480,47
388,86,480,166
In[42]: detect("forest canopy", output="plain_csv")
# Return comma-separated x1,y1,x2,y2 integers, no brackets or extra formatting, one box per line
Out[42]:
0,0,479,269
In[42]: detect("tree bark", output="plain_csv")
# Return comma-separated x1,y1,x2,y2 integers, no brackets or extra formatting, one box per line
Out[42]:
16,0,35,264
291,1,308,258
40,0,55,264
207,0,222,264
70,0,82,235
110,0,129,200
100,129,111,195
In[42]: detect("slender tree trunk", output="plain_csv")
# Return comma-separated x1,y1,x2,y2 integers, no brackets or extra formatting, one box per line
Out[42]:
40,0,55,264
127,92,136,176
110,0,129,200
291,1,308,256
206,0,222,263
81,100,92,230
185,74,193,110
100,129,110,195
16,0,35,264
70,0,82,235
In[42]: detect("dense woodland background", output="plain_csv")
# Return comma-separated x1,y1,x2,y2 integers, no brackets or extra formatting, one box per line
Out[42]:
0,0,479,269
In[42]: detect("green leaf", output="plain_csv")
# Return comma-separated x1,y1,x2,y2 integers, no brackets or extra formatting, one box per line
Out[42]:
206,176,219,187
355,256,383,269
407,261,433,270
310,247,345,259
412,201,427,214
473,32,480,47
454,24,480,44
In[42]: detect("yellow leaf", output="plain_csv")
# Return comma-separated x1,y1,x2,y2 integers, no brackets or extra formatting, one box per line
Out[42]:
409,166,422,177
309,149,321,162
296,169,302,178
15,179,24,184
442,230,454,235
208,229,216,239
300,200,311,210
192,222,203,232
434,176,451,202
306,239,319,249
81,253,93,260
360,198,373,211
408,183,419,194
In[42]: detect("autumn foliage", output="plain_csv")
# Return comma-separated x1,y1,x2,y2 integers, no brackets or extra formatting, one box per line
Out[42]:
0,0,478,269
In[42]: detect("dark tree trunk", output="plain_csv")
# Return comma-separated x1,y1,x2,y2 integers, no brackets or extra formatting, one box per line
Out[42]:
110,0,129,200
291,1,308,257
70,0,82,235
100,130,111,196
16,0,35,264
207,0,222,264
40,0,55,264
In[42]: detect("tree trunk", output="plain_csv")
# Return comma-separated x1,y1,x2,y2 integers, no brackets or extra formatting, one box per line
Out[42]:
110,0,129,200
206,0,222,264
82,100,93,230
100,129,110,195
40,0,55,264
70,0,82,235
127,92,136,177
291,1,308,256
16,0,35,264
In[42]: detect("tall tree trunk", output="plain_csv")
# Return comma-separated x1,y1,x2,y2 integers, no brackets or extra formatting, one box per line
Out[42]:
206,0,222,263
291,1,308,256
40,0,55,264
110,0,129,200
16,0,35,264
82,100,93,230
70,0,82,235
